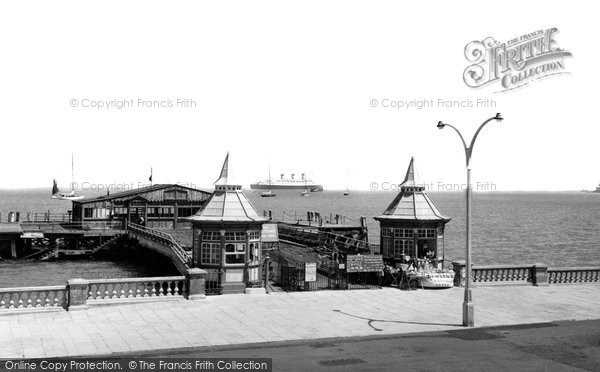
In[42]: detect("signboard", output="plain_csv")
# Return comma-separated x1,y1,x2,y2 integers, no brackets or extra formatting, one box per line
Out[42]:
261,223,279,242
305,262,317,282
21,232,44,239
346,255,384,273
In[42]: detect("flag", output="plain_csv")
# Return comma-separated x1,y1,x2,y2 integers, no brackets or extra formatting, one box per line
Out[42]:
149,168,153,182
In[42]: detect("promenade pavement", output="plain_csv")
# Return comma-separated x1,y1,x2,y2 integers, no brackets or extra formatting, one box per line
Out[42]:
0,284,599,359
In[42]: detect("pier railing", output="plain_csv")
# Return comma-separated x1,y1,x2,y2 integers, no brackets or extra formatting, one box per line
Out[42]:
452,261,600,287
1,212,73,223
126,222,191,266
0,269,208,313
19,221,125,233
278,224,379,254
276,210,363,226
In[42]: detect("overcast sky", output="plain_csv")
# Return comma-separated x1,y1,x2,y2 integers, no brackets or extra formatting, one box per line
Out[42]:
0,1,597,191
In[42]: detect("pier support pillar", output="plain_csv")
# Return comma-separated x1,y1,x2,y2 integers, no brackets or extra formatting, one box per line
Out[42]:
67,279,89,311
10,239,17,258
186,268,207,300
452,260,466,287
532,264,549,286
173,202,178,229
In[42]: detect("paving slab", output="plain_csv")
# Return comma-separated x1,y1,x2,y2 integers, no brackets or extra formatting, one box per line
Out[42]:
0,285,599,358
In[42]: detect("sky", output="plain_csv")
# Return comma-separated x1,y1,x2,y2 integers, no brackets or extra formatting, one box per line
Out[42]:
0,1,597,191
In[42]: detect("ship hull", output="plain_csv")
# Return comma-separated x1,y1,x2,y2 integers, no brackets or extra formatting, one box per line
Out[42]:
250,184,323,191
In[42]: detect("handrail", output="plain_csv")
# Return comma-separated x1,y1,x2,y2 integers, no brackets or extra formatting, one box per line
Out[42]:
473,264,534,270
0,285,66,292
19,221,125,233
88,276,186,284
126,222,190,266
549,266,600,271
279,210,360,225
278,224,378,252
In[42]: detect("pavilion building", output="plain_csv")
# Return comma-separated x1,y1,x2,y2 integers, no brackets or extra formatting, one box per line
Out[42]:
185,153,268,294
374,157,451,266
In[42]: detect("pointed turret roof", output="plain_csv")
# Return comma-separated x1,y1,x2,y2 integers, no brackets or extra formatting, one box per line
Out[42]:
186,153,267,223
213,152,230,186
374,157,450,222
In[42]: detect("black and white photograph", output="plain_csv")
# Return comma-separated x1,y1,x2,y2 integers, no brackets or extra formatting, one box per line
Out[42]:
0,1,599,371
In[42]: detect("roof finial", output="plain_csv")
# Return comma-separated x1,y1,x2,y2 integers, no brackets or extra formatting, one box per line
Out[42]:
214,152,229,186
401,156,416,186
400,156,424,192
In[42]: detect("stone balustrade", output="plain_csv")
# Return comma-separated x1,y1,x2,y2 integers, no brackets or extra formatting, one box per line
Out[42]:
0,268,207,313
548,267,600,284
87,276,187,303
472,264,534,286
452,261,600,287
0,285,67,310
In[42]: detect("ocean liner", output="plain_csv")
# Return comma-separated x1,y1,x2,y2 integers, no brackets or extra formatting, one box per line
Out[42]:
250,173,323,192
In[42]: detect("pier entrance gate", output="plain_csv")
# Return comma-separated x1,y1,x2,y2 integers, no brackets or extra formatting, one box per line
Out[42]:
274,255,382,292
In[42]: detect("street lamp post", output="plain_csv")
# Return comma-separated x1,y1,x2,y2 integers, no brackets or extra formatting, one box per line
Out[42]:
437,113,503,327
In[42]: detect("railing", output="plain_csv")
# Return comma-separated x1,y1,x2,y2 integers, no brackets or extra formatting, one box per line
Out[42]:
19,221,125,232
1,270,209,313
21,212,72,223
453,262,600,287
548,267,600,284
126,222,191,265
0,286,67,310
278,224,379,254
472,265,534,285
279,210,361,225
87,276,187,302
205,270,224,296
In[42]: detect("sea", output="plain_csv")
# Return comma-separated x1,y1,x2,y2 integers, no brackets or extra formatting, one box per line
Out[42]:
1,188,599,287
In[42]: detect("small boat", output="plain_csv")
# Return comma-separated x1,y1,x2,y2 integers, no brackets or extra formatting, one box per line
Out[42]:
343,170,350,195
52,153,84,200
260,190,276,197
52,179,84,201
301,178,310,196
259,167,276,197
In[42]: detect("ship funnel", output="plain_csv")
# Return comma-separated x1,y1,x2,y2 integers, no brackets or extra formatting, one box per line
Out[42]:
280,173,284,180
301,173,305,180
291,173,295,180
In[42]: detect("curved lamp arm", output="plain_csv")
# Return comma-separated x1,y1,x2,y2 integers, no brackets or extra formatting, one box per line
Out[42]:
438,113,503,167
468,114,503,166
442,123,468,162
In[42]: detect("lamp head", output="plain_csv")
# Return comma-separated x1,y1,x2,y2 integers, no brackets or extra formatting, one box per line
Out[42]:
495,113,503,121
437,121,446,129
